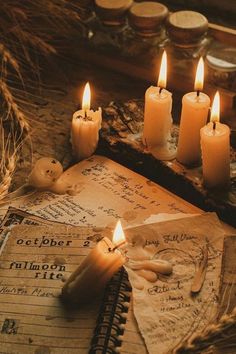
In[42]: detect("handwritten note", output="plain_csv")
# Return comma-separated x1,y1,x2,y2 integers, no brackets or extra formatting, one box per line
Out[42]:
0,156,202,354
124,213,224,354
0,156,199,227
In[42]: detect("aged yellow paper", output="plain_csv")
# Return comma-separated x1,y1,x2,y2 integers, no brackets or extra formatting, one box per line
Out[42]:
0,156,200,227
124,213,224,354
0,224,111,353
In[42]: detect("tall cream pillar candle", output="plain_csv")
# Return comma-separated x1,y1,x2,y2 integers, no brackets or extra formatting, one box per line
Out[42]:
177,58,210,166
62,221,126,305
143,51,175,160
200,91,230,188
71,83,102,161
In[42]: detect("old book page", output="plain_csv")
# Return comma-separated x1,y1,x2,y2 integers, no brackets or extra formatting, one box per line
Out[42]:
0,155,200,227
0,224,113,353
0,208,148,354
124,213,225,354
0,156,203,354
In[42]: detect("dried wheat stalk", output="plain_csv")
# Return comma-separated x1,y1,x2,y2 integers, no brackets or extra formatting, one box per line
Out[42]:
175,307,236,354
0,0,83,195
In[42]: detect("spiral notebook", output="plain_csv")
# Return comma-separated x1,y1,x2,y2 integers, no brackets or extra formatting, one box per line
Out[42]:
0,208,146,354
90,268,132,354
0,155,200,353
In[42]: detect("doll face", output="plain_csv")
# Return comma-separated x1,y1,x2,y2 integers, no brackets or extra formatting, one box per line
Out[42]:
28,158,63,189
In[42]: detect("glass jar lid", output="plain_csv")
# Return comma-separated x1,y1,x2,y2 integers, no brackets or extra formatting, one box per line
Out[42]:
206,45,236,72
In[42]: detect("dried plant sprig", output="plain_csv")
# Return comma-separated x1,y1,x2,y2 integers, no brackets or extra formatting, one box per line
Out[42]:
0,80,30,134
0,154,17,201
0,43,20,75
174,307,236,354
0,0,84,195
0,128,18,200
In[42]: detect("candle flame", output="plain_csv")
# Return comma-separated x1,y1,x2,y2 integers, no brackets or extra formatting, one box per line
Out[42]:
210,91,220,122
112,220,126,247
82,82,91,111
194,57,204,92
157,51,167,89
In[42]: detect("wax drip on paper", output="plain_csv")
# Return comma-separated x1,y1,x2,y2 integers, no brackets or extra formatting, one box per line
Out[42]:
129,259,172,275
125,233,172,286
136,269,158,283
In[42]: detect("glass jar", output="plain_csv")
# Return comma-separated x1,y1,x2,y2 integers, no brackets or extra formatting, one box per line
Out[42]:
164,11,212,75
121,1,168,61
87,0,133,52
206,43,236,90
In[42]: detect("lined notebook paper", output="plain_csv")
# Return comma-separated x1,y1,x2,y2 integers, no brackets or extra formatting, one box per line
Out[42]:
0,209,147,354
0,224,109,353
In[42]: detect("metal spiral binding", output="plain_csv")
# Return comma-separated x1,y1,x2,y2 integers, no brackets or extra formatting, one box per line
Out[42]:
89,267,131,354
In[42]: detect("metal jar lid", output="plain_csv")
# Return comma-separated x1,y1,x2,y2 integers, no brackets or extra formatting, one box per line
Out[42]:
128,2,169,36
206,45,236,72
95,0,133,26
166,11,208,46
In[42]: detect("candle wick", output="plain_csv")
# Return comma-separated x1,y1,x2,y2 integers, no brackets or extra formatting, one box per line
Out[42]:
110,241,127,252
197,90,200,97
213,121,216,130
159,87,163,95
84,110,87,118
144,138,148,149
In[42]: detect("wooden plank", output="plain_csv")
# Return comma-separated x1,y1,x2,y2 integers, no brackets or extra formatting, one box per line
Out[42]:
98,99,236,227
209,22,236,47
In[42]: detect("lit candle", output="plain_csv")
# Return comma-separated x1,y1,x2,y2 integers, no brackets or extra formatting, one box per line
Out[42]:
200,91,230,188
61,220,127,305
143,51,176,160
177,57,210,166
71,83,102,161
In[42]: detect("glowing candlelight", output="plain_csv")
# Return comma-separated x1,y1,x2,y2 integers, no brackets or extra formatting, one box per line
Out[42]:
157,51,167,89
194,57,204,92
112,220,126,247
71,82,102,161
143,51,175,160
200,91,230,188
62,221,126,305
82,82,91,111
177,57,210,166
210,91,220,124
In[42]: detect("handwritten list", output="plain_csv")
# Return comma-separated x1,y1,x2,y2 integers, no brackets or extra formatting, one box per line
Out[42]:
124,213,224,354
0,156,203,353
0,156,199,227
